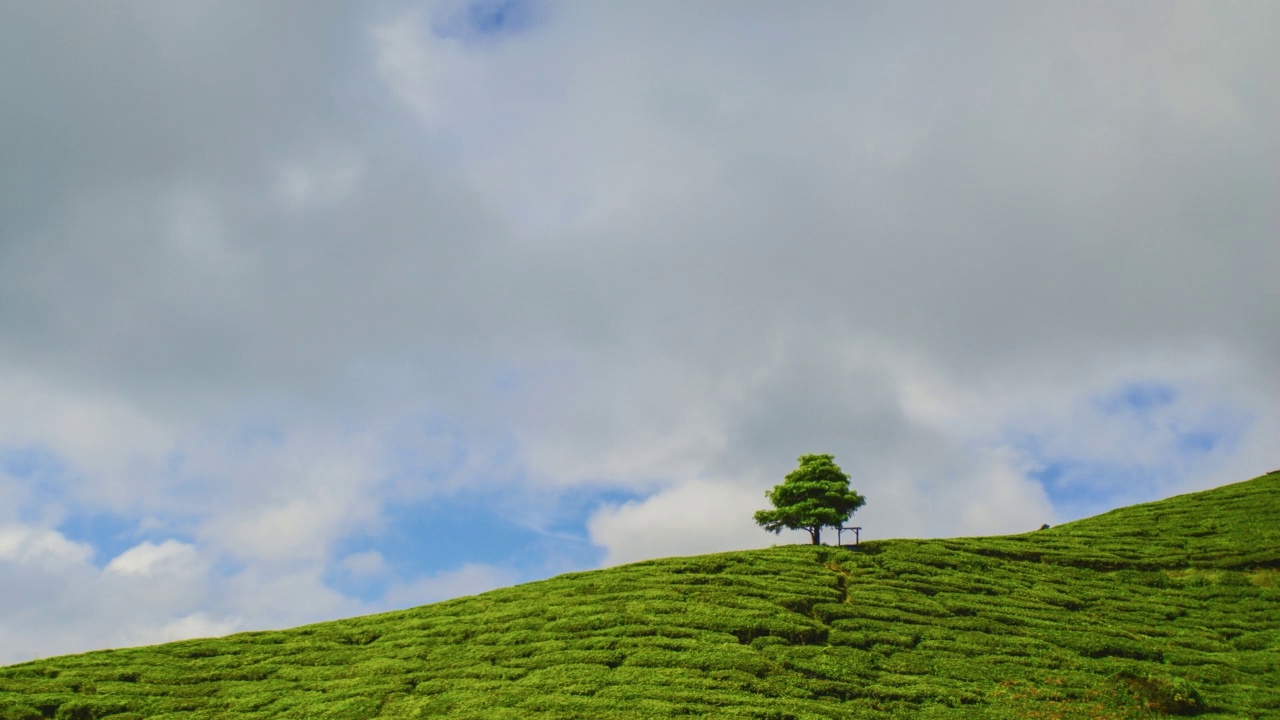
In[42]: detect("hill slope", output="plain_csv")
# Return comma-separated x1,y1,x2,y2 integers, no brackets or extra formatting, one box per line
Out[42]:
2,472,1278,719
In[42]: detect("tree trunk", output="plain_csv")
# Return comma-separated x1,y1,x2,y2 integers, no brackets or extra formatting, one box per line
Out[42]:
810,526,821,545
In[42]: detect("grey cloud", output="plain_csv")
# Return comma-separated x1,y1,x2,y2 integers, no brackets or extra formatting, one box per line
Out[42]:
0,2,351,220
0,0,1275,522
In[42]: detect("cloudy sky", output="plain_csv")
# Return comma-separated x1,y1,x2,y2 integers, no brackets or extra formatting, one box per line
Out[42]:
1,0,1276,665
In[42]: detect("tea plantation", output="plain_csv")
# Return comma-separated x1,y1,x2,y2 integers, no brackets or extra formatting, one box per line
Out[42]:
2,472,1278,718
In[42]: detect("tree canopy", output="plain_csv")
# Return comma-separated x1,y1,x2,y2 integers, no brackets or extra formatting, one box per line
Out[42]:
754,453,866,545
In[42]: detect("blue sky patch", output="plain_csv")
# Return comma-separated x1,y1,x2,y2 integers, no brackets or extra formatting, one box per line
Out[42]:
1025,458,1159,520
326,484,643,603
1,443,72,524
1,443,65,481
1177,429,1219,455
542,487,645,537
466,0,534,35
55,508,211,570
432,0,541,42
56,513,157,568
384,417,471,488
1095,381,1177,416
1012,380,1253,523
233,422,286,451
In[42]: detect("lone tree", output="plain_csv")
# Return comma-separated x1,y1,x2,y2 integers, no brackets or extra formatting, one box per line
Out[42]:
754,453,866,545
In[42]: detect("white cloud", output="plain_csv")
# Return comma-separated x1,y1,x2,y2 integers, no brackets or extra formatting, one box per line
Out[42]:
274,150,368,211
0,525,94,569
0,525,227,664
212,498,353,564
587,480,778,567
105,540,199,578
339,550,389,578
183,427,390,564
384,563,517,608
211,565,369,634
371,11,473,125
149,612,244,645
0,367,180,516
956,450,1058,536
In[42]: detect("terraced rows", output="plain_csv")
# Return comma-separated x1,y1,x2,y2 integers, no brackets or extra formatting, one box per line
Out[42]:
1,472,1277,718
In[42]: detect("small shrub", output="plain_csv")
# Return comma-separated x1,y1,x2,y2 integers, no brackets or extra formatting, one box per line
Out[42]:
828,629,918,650
1114,670,1207,715
0,703,42,720
1056,632,1162,661
749,636,788,650
1231,632,1271,651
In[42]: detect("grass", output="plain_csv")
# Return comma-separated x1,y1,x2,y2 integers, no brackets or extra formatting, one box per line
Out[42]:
2,471,1278,719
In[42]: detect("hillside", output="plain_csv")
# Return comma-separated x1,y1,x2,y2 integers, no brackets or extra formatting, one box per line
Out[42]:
2,472,1278,719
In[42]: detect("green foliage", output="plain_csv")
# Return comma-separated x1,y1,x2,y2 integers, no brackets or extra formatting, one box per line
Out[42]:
754,454,866,544
1114,669,1207,715
0,701,42,720
0,472,1277,718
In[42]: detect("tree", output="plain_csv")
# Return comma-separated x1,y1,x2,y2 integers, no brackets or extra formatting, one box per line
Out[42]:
754,453,866,545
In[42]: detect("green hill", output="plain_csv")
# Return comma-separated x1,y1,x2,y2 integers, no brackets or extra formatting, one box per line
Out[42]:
3,472,1278,719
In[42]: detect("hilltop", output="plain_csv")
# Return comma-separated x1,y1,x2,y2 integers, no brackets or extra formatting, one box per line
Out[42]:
2,472,1278,719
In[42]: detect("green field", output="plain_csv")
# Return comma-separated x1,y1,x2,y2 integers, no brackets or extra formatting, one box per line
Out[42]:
3,472,1278,719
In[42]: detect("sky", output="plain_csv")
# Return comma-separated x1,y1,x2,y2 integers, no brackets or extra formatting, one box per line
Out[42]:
0,0,1276,665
